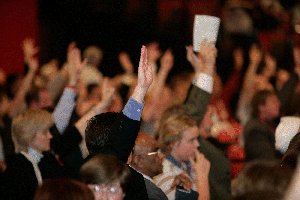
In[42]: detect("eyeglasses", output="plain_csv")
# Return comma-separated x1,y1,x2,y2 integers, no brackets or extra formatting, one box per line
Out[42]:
88,183,122,195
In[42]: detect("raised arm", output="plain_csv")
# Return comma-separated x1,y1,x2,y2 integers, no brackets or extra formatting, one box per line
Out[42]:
184,41,217,123
75,78,115,136
46,42,77,102
53,46,85,134
142,49,173,121
8,39,39,117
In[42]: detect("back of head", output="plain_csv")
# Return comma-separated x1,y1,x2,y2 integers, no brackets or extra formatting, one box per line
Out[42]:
250,90,275,118
83,45,103,67
232,160,293,198
34,178,94,200
12,109,53,152
85,112,120,155
80,154,130,191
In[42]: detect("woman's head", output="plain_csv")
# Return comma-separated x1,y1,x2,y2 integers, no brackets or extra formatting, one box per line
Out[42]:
12,109,53,152
80,154,130,200
158,114,199,161
34,178,94,200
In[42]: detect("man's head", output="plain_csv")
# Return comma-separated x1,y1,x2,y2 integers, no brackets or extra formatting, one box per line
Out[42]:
251,90,280,121
85,112,120,156
25,87,54,111
131,133,164,178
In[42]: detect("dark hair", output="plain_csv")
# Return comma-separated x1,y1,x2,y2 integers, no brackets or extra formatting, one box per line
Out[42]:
80,154,130,191
232,160,293,198
269,41,294,72
34,178,94,200
25,87,40,107
281,132,300,169
85,112,120,155
87,83,99,96
250,90,275,118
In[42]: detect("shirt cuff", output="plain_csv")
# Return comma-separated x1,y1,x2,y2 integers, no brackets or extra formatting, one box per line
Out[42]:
192,73,213,94
122,97,144,121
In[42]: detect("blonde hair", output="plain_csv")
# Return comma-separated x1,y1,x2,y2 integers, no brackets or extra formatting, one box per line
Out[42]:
158,114,196,154
12,109,53,152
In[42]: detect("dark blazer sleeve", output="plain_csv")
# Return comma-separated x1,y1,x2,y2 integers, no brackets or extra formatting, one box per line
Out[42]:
184,85,211,123
184,85,232,200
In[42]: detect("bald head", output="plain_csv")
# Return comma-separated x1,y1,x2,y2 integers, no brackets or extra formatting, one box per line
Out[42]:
133,133,158,155
131,133,164,178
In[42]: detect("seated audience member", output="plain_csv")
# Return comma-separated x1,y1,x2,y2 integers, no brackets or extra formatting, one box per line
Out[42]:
34,178,94,200
80,154,129,200
0,109,62,200
232,160,293,200
84,46,152,200
130,133,167,200
159,41,231,200
131,133,200,200
243,90,281,161
155,114,211,200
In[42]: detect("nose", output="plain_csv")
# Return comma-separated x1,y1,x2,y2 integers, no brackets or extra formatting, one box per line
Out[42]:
47,131,53,139
158,151,165,160
193,139,200,148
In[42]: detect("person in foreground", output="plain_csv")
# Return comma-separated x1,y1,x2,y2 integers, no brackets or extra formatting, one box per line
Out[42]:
80,154,130,200
84,45,153,200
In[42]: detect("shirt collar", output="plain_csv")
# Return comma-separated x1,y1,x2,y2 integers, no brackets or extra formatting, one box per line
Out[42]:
28,147,44,163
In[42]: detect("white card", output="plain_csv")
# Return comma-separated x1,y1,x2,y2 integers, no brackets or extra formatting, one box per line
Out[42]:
193,15,220,52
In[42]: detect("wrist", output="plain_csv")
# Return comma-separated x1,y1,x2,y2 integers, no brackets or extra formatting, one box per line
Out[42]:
132,86,147,103
66,85,77,92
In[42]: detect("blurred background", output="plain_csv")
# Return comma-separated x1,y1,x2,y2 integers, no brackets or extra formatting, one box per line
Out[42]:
0,0,299,78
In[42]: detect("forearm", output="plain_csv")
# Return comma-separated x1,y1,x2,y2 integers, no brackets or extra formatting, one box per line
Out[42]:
131,85,147,104
8,69,36,117
184,73,213,123
53,87,77,134
47,73,68,102
75,101,110,136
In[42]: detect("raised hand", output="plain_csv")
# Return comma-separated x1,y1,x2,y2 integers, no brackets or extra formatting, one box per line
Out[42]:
119,52,134,74
67,45,87,86
22,38,39,63
233,47,244,71
186,40,217,75
132,45,153,103
100,78,115,107
160,49,174,72
249,44,262,66
138,45,153,90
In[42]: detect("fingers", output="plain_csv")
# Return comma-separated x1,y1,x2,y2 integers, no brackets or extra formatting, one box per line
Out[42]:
139,45,146,69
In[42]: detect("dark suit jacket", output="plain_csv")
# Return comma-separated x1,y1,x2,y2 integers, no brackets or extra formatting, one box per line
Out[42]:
185,85,232,200
244,118,277,162
144,178,168,200
0,154,38,200
0,152,64,200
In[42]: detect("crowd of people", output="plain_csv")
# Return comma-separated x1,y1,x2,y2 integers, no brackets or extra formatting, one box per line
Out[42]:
0,1,300,200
